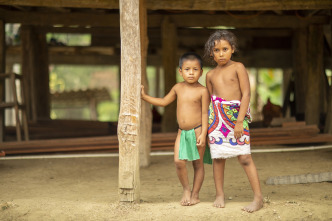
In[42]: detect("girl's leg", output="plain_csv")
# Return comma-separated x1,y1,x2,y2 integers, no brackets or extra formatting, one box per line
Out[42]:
174,129,191,206
237,154,263,212
191,127,205,205
213,158,226,208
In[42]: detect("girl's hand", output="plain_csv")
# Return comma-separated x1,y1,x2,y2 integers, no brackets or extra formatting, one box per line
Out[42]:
234,121,244,139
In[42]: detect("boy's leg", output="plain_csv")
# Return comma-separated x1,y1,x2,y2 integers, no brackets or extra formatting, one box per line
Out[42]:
237,154,263,212
190,127,205,205
174,129,191,206
213,158,226,208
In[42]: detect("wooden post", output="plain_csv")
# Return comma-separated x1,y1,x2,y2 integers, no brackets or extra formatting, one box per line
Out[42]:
282,68,293,117
292,28,307,120
21,25,50,122
161,16,178,132
0,20,5,141
139,0,152,167
118,0,144,202
305,25,324,126
325,13,332,134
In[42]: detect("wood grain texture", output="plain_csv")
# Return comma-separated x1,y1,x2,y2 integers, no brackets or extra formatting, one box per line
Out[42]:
0,9,328,28
0,0,331,10
161,16,178,132
305,25,324,126
0,20,5,142
118,0,142,202
139,0,152,167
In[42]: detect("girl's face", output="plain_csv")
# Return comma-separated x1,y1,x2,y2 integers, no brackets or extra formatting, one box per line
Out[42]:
212,40,234,66
179,59,202,84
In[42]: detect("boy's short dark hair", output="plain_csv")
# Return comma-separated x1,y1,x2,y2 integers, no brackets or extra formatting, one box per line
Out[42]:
179,52,203,70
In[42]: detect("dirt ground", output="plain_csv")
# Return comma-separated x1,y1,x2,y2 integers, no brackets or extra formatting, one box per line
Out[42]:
1,145,332,221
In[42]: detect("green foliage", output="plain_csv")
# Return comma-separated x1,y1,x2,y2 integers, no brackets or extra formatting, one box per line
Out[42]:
257,68,282,106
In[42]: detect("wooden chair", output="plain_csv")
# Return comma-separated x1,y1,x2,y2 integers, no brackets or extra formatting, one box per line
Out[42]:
0,72,29,141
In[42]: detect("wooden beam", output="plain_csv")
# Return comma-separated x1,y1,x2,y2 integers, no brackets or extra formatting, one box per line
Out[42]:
0,19,5,142
139,0,152,167
0,9,120,27
161,16,178,132
7,45,295,68
20,26,50,122
0,0,331,10
293,28,307,118
0,9,329,28
118,0,142,203
305,25,324,126
325,12,332,134
163,14,329,29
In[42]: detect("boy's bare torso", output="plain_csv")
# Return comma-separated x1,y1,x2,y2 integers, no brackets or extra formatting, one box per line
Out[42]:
208,61,242,101
174,82,205,130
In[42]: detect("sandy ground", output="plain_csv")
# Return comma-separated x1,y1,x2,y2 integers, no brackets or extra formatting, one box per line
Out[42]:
0,145,332,221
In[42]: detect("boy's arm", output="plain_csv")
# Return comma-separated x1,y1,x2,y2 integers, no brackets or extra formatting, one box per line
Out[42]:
201,88,210,136
141,85,176,107
234,63,251,139
196,88,210,147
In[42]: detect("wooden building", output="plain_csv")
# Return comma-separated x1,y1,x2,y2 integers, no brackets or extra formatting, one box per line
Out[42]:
0,0,331,202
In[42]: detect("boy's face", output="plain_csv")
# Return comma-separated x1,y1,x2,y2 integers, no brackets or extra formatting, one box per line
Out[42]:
179,59,202,84
212,40,234,66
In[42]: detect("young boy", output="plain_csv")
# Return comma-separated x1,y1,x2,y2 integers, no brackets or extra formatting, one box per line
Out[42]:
141,52,210,206
204,30,263,212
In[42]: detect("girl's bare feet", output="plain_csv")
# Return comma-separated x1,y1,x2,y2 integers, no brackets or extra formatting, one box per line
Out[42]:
190,192,200,205
180,189,191,206
242,198,263,212
213,195,225,208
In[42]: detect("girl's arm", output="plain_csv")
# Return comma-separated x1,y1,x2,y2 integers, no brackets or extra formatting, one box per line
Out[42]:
205,71,213,96
141,85,177,107
234,63,251,139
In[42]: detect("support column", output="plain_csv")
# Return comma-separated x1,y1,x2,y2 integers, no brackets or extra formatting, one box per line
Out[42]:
161,16,178,132
325,13,332,134
118,0,144,202
21,25,50,122
139,0,152,167
0,20,5,141
292,28,307,121
305,25,324,126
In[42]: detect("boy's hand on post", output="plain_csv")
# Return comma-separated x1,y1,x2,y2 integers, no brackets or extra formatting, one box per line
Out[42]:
234,121,244,139
141,85,145,98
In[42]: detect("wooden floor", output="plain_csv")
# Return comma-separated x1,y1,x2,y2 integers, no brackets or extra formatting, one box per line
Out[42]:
1,121,332,155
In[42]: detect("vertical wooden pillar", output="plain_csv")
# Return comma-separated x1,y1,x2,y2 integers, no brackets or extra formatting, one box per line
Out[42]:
118,0,144,202
305,25,323,126
325,13,332,134
0,20,5,141
161,16,178,132
292,28,307,120
21,25,50,122
282,69,293,117
139,0,151,167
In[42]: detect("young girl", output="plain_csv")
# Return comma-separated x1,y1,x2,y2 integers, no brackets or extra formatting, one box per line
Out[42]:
204,30,263,212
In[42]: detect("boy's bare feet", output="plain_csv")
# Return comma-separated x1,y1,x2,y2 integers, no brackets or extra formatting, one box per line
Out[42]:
180,189,191,206
213,195,225,208
242,198,263,213
190,192,200,205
